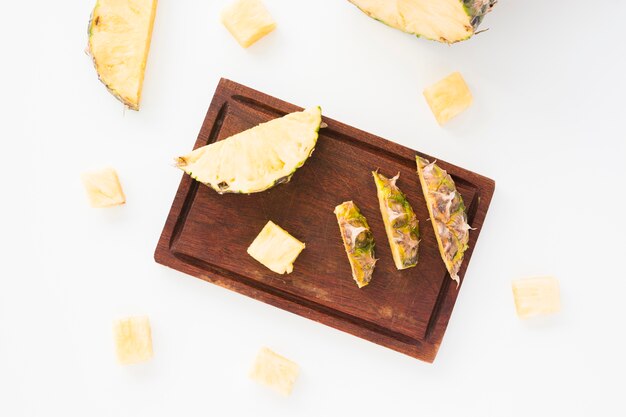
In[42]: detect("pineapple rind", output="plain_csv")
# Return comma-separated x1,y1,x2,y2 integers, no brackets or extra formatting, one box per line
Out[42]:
247,221,305,274
416,157,469,286
250,347,299,397
334,201,376,288
176,107,322,194
87,0,158,110
372,171,419,270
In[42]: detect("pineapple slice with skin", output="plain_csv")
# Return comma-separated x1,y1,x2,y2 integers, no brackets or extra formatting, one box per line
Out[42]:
423,72,473,126
372,171,419,270
334,201,377,288
221,0,276,48
81,168,126,208
349,0,497,44
416,157,470,287
250,347,300,397
87,0,158,110
512,276,561,319
247,221,305,274
113,316,153,365
176,107,322,194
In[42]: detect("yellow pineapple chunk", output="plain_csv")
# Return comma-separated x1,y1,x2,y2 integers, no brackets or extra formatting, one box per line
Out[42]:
221,0,276,48
423,72,473,125
250,347,299,396
88,0,158,110
81,168,126,208
113,316,153,365
247,221,305,274
512,276,561,319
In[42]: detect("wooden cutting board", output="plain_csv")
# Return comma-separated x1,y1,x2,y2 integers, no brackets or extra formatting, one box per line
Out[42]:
155,78,495,363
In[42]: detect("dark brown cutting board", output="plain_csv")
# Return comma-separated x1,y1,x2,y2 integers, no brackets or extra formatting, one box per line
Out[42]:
155,78,495,363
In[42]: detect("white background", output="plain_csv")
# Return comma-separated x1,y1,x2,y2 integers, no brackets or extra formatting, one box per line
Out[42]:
2,1,625,415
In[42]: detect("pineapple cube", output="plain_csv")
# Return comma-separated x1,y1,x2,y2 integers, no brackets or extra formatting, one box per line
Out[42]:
512,276,561,319
247,221,305,274
250,347,300,396
220,0,276,48
81,168,126,208
113,316,153,365
423,72,473,125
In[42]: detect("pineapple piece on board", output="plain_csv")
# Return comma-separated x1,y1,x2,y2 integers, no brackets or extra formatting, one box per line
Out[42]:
335,201,377,288
247,221,305,274
372,171,419,270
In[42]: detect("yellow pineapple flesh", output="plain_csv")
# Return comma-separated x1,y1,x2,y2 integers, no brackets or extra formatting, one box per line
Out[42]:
221,0,276,48
88,0,158,110
81,168,126,208
113,316,153,365
423,72,473,125
247,221,305,274
250,347,300,397
512,277,561,319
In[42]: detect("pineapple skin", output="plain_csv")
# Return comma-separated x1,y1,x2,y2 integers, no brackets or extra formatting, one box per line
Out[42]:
348,0,497,44
372,171,419,270
423,72,473,126
87,0,158,110
416,157,469,286
334,201,377,288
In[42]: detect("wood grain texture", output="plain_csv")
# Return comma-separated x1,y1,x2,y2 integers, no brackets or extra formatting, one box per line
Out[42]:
154,78,496,363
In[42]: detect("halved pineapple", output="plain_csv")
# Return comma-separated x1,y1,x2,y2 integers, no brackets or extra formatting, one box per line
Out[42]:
334,201,376,288
113,316,153,365
176,106,322,194
349,0,497,44
81,168,126,208
416,157,470,286
247,221,305,274
423,72,473,125
373,171,419,270
512,276,561,319
221,0,276,48
250,347,300,397
87,0,158,110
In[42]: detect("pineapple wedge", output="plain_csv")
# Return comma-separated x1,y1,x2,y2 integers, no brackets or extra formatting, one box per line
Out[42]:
349,0,497,44
372,171,419,270
512,276,561,319
81,168,126,208
113,316,153,365
221,0,276,48
334,201,376,288
87,0,158,110
176,106,322,194
250,347,300,397
423,72,473,125
247,221,305,274
416,157,470,286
